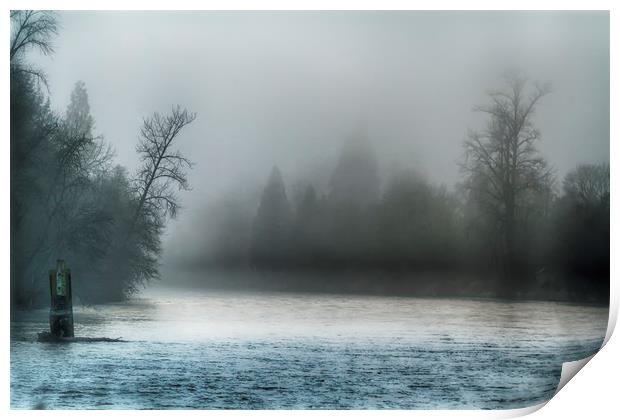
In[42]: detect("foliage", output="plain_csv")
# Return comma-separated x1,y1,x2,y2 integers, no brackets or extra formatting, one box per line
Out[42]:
10,12,194,306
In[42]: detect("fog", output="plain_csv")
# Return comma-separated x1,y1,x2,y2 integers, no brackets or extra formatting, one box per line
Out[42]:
23,11,609,289
10,10,611,410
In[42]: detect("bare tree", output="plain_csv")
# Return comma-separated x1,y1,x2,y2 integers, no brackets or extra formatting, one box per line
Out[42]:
462,75,553,283
10,10,59,86
563,163,610,207
131,106,196,229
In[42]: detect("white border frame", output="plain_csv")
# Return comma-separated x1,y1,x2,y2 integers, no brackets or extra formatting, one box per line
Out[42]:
2,2,616,419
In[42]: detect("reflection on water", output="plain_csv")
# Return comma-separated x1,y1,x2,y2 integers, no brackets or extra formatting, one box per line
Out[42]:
11,285,608,409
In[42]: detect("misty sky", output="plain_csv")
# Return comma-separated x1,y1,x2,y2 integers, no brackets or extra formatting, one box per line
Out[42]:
29,11,609,263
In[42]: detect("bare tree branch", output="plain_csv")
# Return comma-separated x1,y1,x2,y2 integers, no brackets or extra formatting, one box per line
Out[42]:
10,11,58,89
10,10,58,61
460,75,553,278
131,106,196,229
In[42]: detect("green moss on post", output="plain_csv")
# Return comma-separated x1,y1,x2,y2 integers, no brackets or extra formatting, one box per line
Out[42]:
49,259,74,338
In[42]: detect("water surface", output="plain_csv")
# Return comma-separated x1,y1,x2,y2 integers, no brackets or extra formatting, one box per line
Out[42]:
11,285,608,409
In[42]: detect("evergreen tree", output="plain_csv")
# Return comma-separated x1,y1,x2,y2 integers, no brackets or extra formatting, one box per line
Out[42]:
327,135,380,265
250,166,292,267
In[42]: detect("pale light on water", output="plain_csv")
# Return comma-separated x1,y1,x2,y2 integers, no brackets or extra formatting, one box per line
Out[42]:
11,285,608,409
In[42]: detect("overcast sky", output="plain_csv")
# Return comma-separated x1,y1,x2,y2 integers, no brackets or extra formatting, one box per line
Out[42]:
30,11,609,261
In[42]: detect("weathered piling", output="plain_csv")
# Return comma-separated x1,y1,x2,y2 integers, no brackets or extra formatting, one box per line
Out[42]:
49,259,74,338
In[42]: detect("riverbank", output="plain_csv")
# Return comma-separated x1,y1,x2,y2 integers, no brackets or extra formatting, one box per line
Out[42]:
12,266,608,311
160,266,609,305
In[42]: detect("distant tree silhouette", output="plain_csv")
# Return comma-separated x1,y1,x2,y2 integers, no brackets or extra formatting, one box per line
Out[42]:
378,171,461,268
54,81,112,199
291,184,325,266
550,163,609,301
564,163,610,207
251,167,292,267
327,136,380,265
462,75,553,293
207,199,253,267
329,135,380,207
297,185,319,222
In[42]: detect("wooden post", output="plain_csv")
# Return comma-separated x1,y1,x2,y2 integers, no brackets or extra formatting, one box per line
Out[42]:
49,259,74,338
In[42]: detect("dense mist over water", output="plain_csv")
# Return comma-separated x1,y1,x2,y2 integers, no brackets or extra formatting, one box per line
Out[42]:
26,11,609,270
10,9,611,411
11,10,609,306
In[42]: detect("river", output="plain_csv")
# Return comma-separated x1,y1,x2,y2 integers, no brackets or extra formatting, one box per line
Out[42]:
10,284,608,409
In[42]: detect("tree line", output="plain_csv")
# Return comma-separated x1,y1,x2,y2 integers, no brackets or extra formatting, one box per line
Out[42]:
10,11,195,306
207,78,609,303
11,11,608,305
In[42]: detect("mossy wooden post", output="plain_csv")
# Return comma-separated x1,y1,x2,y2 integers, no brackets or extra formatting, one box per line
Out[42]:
49,259,74,338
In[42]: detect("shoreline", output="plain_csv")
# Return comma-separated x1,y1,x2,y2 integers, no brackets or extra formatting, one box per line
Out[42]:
12,266,609,310
157,266,610,306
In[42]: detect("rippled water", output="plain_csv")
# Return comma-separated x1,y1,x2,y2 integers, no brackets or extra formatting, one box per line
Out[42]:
11,285,608,409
